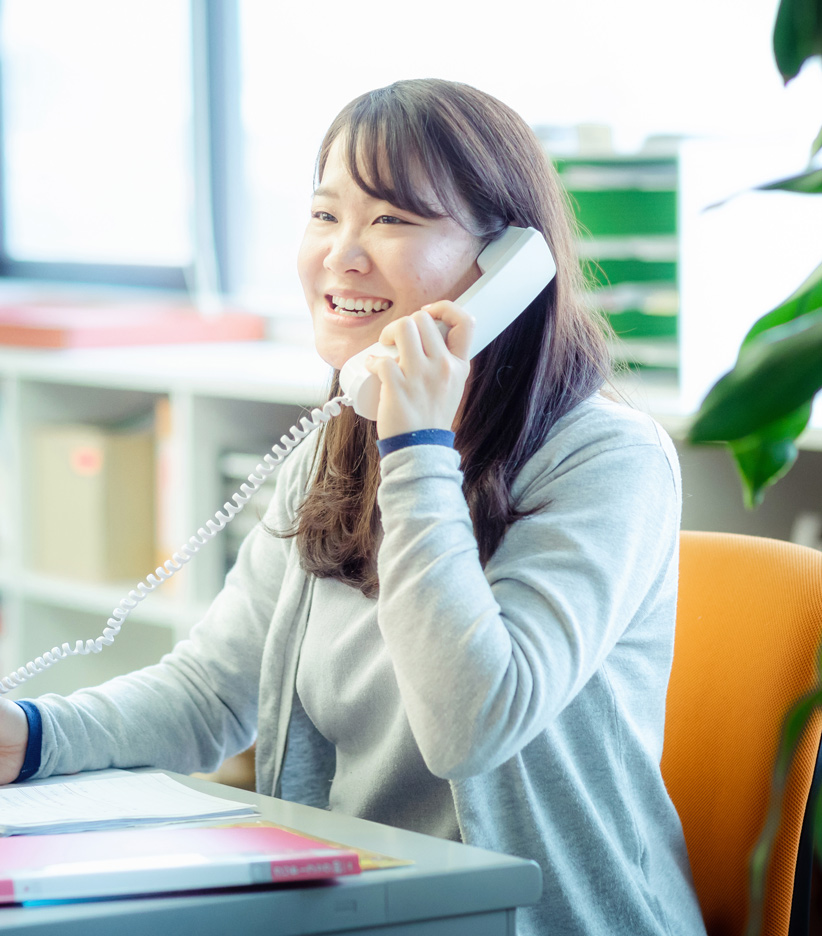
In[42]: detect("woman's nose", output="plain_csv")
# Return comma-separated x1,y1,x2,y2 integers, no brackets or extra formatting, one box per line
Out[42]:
323,228,371,275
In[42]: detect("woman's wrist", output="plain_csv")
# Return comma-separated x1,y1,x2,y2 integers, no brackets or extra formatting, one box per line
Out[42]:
0,698,32,785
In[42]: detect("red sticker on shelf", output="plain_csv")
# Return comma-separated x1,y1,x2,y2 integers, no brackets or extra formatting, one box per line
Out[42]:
71,446,104,476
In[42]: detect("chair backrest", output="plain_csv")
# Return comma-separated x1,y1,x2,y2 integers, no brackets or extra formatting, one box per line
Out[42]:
662,531,822,936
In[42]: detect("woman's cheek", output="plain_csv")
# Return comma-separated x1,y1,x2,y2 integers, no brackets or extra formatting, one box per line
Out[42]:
296,235,314,290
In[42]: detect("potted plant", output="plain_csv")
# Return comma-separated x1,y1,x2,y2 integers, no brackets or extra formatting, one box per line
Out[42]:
687,2,822,931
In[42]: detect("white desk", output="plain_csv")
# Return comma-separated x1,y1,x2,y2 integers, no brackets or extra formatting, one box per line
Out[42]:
0,770,542,935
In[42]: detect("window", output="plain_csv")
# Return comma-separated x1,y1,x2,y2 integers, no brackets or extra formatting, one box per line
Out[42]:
0,0,193,285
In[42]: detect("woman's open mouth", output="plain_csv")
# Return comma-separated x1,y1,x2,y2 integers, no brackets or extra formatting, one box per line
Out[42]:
327,295,393,317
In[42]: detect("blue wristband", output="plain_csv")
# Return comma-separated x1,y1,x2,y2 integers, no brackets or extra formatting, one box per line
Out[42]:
377,429,455,458
14,700,43,782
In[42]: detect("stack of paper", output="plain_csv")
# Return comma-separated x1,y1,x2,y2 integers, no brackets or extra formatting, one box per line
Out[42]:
0,771,259,835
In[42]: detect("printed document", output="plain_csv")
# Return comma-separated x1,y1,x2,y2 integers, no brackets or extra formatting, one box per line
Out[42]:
0,770,258,835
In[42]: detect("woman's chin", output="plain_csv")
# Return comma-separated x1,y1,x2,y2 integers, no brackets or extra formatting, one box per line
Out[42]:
315,330,379,372
315,339,356,372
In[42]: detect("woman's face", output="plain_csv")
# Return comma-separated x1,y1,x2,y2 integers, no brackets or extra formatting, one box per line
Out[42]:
297,137,484,370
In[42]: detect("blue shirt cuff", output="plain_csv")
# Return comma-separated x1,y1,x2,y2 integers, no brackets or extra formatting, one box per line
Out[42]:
377,429,455,458
14,700,43,782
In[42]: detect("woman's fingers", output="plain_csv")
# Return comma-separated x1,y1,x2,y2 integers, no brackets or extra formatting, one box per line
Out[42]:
379,302,475,364
362,302,474,438
378,302,474,399
380,314,426,368
420,301,474,361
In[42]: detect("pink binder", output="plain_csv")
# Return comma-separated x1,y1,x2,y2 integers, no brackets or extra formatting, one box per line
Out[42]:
0,823,360,903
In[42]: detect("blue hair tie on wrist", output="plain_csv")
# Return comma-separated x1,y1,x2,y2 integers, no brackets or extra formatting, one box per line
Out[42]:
377,429,455,457
14,700,43,782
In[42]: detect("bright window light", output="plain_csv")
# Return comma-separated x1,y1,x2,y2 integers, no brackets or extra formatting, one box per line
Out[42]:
0,0,193,266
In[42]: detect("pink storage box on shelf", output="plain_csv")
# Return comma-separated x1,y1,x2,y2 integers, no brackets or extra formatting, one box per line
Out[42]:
0,304,266,349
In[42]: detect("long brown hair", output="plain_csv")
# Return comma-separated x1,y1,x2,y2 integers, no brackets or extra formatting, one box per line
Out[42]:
290,79,611,597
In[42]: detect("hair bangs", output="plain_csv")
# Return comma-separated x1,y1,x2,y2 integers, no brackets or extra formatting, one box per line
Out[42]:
325,89,469,225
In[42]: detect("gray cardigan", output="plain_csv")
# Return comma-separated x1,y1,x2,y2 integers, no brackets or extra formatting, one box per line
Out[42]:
33,395,706,935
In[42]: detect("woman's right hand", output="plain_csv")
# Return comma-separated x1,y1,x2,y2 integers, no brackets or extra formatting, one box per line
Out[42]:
0,698,29,785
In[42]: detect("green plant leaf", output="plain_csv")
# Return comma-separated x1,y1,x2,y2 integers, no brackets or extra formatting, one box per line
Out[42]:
707,165,822,211
729,403,811,507
756,166,822,194
689,309,822,443
811,124,822,159
743,259,822,345
773,0,822,84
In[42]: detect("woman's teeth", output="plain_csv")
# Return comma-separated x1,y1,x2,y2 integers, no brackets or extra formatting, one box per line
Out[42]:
331,296,391,316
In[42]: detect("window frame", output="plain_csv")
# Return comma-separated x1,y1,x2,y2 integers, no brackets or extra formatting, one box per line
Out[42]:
0,0,240,294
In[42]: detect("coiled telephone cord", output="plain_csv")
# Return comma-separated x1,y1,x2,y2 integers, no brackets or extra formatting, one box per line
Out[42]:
0,395,352,694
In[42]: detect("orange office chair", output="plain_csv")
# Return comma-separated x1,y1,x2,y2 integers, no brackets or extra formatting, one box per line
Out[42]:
662,531,822,936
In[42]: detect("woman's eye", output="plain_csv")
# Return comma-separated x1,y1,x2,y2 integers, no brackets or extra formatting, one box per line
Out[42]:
375,215,405,225
312,210,336,223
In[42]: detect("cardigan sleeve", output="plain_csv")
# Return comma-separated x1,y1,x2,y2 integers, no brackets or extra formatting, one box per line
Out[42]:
374,398,681,780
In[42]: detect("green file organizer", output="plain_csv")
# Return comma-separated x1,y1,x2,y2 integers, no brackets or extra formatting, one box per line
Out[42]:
553,155,679,371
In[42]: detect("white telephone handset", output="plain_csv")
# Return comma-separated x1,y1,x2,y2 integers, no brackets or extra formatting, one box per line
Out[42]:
339,226,556,420
0,228,556,694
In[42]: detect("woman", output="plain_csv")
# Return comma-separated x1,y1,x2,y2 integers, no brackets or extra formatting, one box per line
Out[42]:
0,79,705,935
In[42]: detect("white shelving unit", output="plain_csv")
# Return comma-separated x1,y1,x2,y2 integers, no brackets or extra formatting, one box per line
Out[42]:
0,340,330,699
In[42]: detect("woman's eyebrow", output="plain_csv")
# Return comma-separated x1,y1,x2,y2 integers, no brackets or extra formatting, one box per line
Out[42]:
312,186,336,199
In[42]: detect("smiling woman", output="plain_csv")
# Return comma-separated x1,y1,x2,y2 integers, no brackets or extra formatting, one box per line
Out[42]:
1,78,706,936
289,78,607,596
